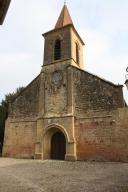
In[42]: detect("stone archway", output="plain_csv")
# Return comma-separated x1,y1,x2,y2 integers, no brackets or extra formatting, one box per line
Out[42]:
42,124,69,160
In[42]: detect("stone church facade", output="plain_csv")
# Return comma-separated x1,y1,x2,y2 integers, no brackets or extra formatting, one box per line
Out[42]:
3,5,128,161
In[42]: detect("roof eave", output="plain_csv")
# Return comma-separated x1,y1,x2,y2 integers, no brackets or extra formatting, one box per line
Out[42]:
71,65,123,88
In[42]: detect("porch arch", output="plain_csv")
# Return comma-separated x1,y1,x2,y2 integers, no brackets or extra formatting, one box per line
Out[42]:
42,124,77,161
43,124,69,142
42,124,69,160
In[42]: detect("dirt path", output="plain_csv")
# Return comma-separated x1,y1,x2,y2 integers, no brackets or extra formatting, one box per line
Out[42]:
0,158,128,192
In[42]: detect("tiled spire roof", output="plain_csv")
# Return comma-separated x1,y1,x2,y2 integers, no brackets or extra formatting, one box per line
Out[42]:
55,5,73,29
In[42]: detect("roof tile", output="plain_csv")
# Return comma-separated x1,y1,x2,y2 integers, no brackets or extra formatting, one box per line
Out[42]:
55,5,73,29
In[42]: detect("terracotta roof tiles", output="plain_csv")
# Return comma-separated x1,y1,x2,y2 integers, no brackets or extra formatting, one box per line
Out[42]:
55,5,73,29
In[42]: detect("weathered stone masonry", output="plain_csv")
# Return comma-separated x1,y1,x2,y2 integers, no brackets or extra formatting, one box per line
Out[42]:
3,5,128,161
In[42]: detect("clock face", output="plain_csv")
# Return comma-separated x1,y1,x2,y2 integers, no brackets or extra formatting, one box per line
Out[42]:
52,71,63,86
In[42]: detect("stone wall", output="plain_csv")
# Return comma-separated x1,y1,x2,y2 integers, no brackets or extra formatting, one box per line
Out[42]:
73,67,124,117
41,62,76,117
3,76,40,158
3,117,37,158
70,27,84,69
75,108,128,162
9,75,40,118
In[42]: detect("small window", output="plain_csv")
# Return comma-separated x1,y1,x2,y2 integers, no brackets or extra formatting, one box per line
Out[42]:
76,42,80,65
54,39,61,60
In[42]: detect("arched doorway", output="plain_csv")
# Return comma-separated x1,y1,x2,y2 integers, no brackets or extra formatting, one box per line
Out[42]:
51,132,66,160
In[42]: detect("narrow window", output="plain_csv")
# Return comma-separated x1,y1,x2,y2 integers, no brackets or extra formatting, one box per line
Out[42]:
76,43,80,65
54,39,61,60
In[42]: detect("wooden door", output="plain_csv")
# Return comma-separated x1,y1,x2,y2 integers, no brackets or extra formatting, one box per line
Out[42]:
51,132,66,160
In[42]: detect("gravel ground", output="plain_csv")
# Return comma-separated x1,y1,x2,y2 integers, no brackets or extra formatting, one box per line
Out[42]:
0,158,128,192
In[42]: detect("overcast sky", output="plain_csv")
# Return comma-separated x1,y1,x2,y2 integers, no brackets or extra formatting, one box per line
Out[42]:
0,0,128,103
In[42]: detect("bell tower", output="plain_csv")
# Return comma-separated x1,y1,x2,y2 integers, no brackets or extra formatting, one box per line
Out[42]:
42,4,85,69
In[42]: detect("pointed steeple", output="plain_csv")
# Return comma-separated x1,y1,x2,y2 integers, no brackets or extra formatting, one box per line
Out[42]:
55,5,73,29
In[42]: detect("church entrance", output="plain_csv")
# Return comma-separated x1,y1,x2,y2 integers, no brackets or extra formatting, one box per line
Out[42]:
51,132,66,160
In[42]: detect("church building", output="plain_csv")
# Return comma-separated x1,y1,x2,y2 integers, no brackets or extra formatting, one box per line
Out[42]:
3,5,128,161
